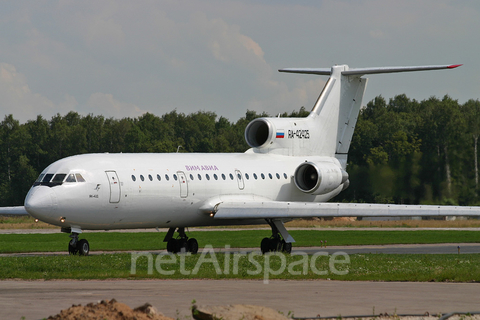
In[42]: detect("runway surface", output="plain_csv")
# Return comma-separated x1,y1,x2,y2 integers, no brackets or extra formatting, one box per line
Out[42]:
2,227,480,256
2,229,479,319
2,279,480,319
1,243,480,257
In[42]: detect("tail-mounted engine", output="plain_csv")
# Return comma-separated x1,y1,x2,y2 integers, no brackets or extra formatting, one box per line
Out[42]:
245,117,315,156
294,161,348,195
245,118,274,149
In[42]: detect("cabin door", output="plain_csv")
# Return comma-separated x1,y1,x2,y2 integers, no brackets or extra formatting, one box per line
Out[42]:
105,171,121,203
177,171,188,198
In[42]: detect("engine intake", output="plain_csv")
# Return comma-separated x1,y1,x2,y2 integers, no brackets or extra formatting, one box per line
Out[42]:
294,161,348,195
245,118,273,148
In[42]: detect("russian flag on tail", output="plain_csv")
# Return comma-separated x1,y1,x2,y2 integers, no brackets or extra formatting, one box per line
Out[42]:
276,130,284,138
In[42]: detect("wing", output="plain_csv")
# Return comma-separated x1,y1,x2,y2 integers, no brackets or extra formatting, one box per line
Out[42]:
211,201,480,219
0,206,29,215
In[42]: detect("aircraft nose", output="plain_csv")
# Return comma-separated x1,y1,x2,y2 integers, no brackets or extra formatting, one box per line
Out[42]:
24,186,57,219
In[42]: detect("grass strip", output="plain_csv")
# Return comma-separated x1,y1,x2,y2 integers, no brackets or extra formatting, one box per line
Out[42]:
1,230,480,253
1,252,479,282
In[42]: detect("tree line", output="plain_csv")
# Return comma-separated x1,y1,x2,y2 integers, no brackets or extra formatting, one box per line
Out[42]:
1,95,479,207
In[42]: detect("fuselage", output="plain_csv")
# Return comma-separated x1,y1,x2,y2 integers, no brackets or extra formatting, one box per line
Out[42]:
24,152,343,230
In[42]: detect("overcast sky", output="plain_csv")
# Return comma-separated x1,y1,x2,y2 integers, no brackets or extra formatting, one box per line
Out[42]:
1,0,479,123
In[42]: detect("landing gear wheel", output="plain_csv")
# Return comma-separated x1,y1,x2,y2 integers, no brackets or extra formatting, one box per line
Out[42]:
260,219,294,254
164,228,199,254
282,241,292,254
167,238,177,253
261,237,271,254
187,238,198,254
77,239,90,256
68,240,78,255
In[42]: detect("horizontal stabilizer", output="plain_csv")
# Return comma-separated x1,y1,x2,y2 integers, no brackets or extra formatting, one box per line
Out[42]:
213,201,480,219
342,64,462,76
279,68,331,75
279,64,462,77
0,206,29,215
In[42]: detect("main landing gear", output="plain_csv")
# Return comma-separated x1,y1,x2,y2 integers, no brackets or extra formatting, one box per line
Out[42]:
63,228,90,256
260,219,293,254
163,227,199,254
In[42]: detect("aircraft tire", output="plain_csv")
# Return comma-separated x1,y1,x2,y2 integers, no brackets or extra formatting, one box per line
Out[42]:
167,239,177,253
187,238,199,254
261,237,271,254
78,239,90,256
68,241,78,255
282,241,292,254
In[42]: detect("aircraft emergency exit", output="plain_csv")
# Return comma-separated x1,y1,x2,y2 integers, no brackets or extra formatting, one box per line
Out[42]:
16,63,480,256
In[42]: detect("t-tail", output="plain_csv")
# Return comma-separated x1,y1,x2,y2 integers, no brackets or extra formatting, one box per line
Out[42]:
244,64,462,166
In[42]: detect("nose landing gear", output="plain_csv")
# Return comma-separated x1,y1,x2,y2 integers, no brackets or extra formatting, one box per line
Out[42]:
64,228,90,256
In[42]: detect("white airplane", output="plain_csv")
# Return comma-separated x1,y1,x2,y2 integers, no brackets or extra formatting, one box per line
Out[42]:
6,63,480,256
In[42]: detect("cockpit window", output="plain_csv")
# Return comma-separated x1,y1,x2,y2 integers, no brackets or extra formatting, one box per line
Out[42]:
52,174,66,183
33,173,45,186
49,174,66,186
35,172,86,187
40,173,54,186
43,174,54,182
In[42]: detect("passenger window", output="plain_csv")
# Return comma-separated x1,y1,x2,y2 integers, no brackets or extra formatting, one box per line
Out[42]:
245,173,249,180
173,174,178,181
132,175,136,182
237,173,242,180
261,173,265,179
206,174,210,180
222,174,226,180
276,173,280,179
66,174,76,182
190,174,194,180
165,174,170,181
148,174,153,181
140,175,145,181
229,173,234,180
157,174,161,181
197,174,202,181
213,174,218,180
268,173,272,179
253,173,258,180
284,173,288,179
75,174,86,182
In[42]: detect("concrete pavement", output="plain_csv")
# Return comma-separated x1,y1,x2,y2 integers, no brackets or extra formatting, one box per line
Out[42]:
2,279,480,319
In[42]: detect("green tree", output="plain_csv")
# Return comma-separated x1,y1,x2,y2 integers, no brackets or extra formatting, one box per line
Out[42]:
463,99,480,190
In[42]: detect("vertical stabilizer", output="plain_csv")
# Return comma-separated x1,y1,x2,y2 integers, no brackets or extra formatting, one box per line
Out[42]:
303,65,367,158
275,64,461,160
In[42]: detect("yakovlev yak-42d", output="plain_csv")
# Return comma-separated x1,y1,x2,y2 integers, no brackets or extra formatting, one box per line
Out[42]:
7,63,480,256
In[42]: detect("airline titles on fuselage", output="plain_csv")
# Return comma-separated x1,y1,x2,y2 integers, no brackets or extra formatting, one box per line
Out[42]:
185,165,219,171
